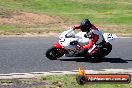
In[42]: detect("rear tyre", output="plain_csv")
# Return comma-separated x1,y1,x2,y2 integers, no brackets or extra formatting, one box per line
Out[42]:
87,43,112,62
101,43,112,57
46,47,64,60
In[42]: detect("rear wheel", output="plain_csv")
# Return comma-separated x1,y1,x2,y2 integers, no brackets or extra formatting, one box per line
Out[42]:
100,43,112,57
87,43,112,62
46,47,64,60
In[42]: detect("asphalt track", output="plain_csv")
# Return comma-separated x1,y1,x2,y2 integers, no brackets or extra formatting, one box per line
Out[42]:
0,37,132,74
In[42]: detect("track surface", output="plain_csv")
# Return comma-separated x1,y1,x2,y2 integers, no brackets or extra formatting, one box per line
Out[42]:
0,37,132,74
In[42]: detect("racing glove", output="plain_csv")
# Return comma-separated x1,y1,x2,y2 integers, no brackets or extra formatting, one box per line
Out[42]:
72,25,80,30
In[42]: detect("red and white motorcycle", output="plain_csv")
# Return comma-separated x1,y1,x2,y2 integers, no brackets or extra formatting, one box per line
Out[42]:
46,29,117,60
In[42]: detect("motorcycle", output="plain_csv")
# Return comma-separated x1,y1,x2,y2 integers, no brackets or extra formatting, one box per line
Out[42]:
45,29,117,61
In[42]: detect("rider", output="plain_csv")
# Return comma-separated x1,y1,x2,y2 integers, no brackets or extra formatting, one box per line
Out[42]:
70,19,105,57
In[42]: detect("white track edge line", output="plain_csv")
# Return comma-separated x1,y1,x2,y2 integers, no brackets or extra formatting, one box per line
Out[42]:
0,69,132,79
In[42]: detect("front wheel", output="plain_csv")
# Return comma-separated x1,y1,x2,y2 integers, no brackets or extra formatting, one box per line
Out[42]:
45,47,64,60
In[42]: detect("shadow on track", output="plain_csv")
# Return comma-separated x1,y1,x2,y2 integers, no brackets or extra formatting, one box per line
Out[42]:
59,57,131,63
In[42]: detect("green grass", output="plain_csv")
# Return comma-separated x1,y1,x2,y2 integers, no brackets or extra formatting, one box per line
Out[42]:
40,74,132,88
0,0,132,24
0,75,131,88
0,25,16,34
0,0,132,36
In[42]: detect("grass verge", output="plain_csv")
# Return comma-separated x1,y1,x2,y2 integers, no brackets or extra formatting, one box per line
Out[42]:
0,74,132,88
0,0,132,36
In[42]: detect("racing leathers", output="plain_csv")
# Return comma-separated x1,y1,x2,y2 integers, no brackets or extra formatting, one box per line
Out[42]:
71,24,104,56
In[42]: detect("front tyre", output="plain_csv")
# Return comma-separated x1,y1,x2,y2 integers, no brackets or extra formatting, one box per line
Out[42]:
46,47,64,60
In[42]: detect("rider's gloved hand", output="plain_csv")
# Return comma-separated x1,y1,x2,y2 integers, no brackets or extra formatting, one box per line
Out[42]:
72,25,80,30
72,26,76,30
